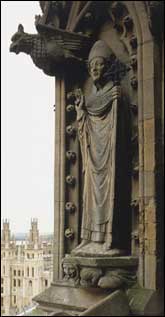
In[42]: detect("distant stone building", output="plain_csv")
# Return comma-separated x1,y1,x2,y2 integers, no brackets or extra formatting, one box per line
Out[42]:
9,1,164,315
1,219,53,316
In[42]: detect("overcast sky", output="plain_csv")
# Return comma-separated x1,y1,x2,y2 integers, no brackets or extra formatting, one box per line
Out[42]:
1,2,55,234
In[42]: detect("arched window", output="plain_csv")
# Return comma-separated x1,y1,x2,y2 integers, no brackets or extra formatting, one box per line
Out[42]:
32,267,34,277
45,280,48,287
27,267,29,277
18,280,21,287
13,295,16,304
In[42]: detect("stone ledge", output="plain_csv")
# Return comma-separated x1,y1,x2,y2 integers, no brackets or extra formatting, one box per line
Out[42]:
33,284,112,313
66,255,138,268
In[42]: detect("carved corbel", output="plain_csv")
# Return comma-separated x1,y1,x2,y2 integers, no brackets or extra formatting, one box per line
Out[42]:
98,269,137,289
62,258,79,286
80,268,103,288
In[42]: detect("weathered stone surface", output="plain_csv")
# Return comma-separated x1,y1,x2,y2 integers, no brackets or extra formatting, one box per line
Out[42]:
127,287,164,316
67,256,138,268
33,284,112,313
79,290,130,316
61,256,138,289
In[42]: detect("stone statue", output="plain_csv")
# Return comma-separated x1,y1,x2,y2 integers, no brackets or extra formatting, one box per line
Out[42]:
73,40,131,256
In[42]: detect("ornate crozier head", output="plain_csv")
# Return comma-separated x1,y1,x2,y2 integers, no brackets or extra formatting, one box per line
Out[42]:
88,40,116,88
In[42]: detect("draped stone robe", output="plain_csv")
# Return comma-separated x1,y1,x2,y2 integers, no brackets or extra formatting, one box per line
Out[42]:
76,81,130,249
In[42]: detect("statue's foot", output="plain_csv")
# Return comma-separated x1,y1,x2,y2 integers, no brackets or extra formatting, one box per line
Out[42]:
71,240,90,254
103,243,126,256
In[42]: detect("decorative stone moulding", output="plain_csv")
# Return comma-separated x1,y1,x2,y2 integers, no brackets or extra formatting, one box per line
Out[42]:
123,15,133,31
66,125,76,137
66,104,75,112
130,76,138,89
66,175,76,186
66,150,76,162
65,202,76,213
64,228,74,240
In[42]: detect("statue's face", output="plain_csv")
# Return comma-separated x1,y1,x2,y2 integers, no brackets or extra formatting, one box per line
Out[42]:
89,57,106,84
63,264,76,278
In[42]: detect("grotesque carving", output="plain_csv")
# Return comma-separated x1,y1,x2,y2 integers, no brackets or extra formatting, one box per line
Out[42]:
72,40,131,256
10,24,91,76
65,202,76,213
98,269,137,289
62,259,79,285
64,228,74,239
80,268,103,287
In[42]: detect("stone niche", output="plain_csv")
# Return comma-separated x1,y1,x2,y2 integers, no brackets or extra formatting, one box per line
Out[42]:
10,1,164,316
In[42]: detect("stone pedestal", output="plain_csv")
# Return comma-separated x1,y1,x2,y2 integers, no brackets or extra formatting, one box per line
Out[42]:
60,256,138,289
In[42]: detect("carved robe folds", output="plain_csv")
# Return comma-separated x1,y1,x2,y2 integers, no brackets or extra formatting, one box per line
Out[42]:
77,81,130,250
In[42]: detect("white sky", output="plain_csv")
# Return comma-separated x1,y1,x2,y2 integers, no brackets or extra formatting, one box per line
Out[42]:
1,2,55,234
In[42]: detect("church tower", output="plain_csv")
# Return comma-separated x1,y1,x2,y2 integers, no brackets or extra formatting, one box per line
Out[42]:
2,219,11,246
29,218,39,246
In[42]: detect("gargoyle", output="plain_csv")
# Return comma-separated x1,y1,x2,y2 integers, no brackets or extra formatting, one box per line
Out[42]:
10,24,91,76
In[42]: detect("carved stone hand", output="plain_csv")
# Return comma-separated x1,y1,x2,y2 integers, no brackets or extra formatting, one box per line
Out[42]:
74,89,84,111
111,85,121,101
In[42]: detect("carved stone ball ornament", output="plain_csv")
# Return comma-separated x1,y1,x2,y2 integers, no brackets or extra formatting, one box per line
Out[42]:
130,55,137,70
66,104,75,112
65,202,76,213
66,175,76,186
66,150,76,162
66,125,76,137
64,228,74,240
